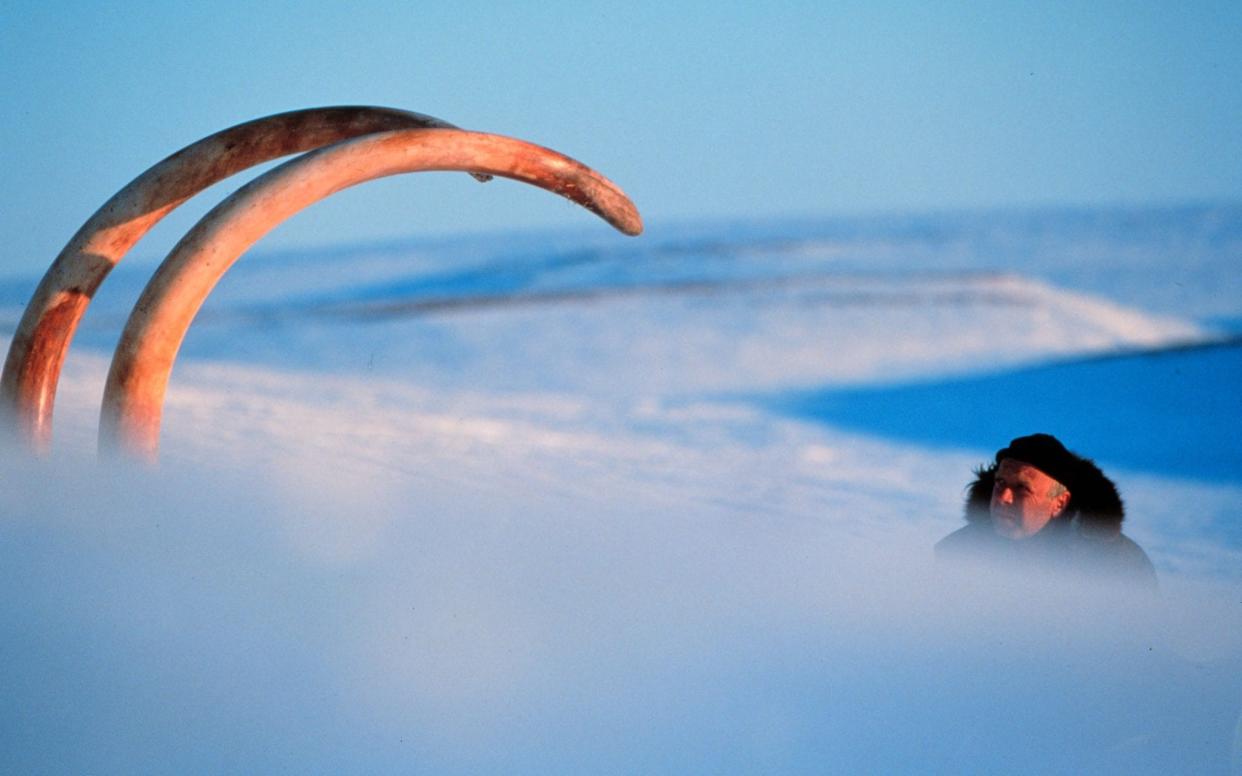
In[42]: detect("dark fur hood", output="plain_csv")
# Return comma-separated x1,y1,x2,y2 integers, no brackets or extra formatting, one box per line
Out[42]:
964,456,1125,537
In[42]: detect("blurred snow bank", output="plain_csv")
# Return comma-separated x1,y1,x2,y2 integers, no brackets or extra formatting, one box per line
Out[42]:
2,449,1239,774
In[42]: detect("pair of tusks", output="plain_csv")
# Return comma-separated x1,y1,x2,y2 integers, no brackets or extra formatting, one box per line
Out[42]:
0,107,642,460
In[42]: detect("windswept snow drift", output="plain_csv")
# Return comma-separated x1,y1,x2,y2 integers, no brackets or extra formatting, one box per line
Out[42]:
3,206,1241,773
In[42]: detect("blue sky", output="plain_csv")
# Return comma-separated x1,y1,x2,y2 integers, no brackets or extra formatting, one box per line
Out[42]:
1,1,1239,275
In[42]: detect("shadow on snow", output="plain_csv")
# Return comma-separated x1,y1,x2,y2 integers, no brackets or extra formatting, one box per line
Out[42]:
767,339,1242,487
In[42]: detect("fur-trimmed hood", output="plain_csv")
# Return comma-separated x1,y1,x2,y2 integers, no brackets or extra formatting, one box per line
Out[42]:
964,448,1126,537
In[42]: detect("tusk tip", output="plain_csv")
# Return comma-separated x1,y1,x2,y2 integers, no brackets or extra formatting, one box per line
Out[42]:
614,205,643,237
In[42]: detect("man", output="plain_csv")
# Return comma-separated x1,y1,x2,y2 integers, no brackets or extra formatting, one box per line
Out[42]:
936,433,1157,588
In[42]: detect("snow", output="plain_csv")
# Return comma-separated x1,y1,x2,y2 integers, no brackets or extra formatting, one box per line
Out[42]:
2,205,1241,773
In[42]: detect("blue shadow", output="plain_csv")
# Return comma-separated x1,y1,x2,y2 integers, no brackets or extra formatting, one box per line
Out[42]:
770,341,1242,485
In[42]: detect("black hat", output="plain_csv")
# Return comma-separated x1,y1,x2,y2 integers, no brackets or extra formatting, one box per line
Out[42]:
994,433,1079,491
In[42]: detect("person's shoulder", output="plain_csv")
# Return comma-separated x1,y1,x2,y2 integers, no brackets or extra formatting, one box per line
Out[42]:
935,521,996,557
1077,531,1159,589
1112,533,1158,583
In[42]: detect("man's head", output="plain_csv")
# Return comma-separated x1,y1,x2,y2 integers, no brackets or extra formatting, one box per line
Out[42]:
989,434,1077,540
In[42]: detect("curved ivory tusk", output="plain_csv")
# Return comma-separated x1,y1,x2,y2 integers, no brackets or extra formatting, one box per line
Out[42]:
99,128,642,460
1,106,474,454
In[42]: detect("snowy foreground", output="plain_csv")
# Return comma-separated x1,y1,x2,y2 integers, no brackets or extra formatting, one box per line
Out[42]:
3,205,1241,773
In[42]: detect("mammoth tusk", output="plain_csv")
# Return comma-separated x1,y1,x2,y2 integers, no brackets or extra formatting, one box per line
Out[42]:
1,106,473,454
99,128,642,460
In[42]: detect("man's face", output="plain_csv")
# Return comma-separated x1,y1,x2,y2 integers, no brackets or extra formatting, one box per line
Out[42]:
990,458,1071,540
